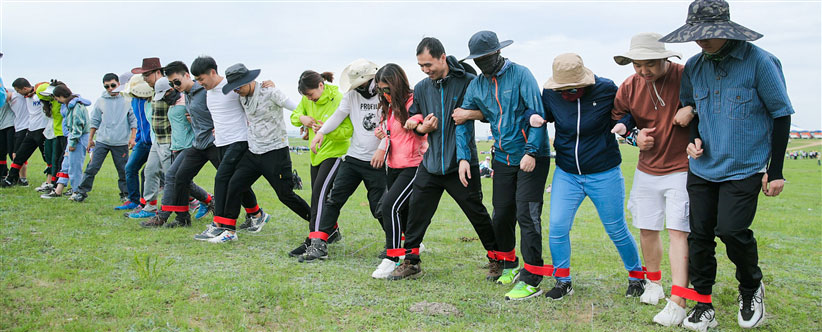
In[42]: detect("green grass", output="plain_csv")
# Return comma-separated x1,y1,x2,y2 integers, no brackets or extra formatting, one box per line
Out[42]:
0,139,819,331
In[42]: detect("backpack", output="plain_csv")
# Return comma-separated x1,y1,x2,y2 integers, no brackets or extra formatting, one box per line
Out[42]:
292,169,303,190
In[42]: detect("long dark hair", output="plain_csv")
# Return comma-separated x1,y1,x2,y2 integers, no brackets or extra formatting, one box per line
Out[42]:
298,70,333,95
52,84,74,102
375,64,412,125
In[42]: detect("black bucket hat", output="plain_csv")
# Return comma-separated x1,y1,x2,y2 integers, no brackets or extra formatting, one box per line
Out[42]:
463,30,513,60
222,63,261,95
660,0,763,43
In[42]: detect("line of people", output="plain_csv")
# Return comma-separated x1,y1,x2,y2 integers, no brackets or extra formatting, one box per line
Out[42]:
0,1,792,330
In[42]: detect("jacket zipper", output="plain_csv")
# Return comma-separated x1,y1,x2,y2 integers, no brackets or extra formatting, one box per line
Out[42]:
492,77,509,166
574,99,582,175
440,86,445,173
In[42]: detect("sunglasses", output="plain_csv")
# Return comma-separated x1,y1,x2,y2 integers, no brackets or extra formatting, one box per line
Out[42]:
170,79,182,87
376,87,390,94
104,83,118,89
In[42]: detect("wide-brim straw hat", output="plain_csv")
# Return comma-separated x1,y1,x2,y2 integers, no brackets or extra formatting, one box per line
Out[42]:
543,53,595,90
126,74,153,99
614,32,682,66
340,59,379,92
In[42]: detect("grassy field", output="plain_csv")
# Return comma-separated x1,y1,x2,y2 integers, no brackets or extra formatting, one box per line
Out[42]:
0,139,819,331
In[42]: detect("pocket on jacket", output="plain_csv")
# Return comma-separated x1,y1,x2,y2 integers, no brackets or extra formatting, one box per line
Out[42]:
725,88,754,120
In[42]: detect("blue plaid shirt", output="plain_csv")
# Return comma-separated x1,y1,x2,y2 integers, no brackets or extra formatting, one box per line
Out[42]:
680,41,794,182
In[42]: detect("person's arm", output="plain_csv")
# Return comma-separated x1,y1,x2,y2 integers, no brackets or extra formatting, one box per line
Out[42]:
610,83,637,136
767,115,790,181
289,97,309,128
519,68,547,158
456,120,475,187
454,81,486,125
317,93,352,135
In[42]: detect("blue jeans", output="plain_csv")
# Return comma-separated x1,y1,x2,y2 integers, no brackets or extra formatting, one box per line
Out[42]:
548,166,642,282
125,142,151,204
56,134,89,189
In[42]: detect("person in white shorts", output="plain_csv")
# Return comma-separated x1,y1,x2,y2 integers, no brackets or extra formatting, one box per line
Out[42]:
611,32,695,326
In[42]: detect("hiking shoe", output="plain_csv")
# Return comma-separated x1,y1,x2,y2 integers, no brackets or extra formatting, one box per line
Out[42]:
388,260,423,280
327,228,342,244
654,298,687,327
496,267,521,285
641,281,665,305
69,192,87,202
545,280,574,300
193,223,222,241
372,258,399,279
289,237,311,257
244,212,270,233
35,182,53,192
62,189,73,197
486,259,502,281
163,214,191,228
237,214,253,231
738,282,765,329
206,228,238,243
682,302,717,331
194,201,213,219
128,209,156,219
40,189,62,199
626,279,646,297
298,238,328,263
18,178,29,186
139,216,166,228
505,281,543,301
115,201,139,211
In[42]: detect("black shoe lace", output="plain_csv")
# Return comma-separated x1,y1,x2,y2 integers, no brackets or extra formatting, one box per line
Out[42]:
687,304,713,323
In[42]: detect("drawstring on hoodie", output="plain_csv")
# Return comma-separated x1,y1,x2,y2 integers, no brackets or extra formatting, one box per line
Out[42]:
646,77,667,111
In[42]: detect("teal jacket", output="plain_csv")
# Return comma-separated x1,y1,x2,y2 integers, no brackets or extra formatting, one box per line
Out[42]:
64,96,91,148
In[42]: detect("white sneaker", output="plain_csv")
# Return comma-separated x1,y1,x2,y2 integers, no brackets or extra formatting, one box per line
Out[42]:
371,258,398,279
419,243,426,253
738,282,765,329
35,182,53,192
653,298,687,327
641,281,666,305
682,303,718,332
207,229,238,243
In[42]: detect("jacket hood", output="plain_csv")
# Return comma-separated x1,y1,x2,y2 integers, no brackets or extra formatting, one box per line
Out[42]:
445,55,467,79
101,91,123,99
315,84,339,106
68,96,92,108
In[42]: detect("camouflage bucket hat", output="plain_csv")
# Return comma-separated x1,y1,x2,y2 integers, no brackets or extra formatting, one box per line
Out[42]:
659,0,763,43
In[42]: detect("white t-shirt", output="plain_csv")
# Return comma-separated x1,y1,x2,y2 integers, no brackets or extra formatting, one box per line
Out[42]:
10,92,30,132
317,90,380,162
26,95,51,131
206,78,248,147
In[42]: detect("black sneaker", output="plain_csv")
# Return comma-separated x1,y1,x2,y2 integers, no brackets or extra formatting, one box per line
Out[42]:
682,302,717,331
738,282,765,328
288,237,311,257
545,280,574,300
193,223,222,241
62,189,73,197
40,189,62,199
626,279,646,297
1,178,16,187
163,214,192,228
18,178,29,186
69,192,87,202
327,228,342,244
237,214,253,230
298,238,328,263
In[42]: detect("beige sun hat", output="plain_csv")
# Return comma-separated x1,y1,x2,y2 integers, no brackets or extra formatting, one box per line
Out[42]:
125,74,153,99
543,53,595,90
339,59,379,92
613,32,682,66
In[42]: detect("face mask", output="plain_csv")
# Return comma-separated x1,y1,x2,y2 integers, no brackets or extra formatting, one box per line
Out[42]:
162,88,181,105
355,79,376,99
474,53,505,77
560,87,585,102
382,92,392,104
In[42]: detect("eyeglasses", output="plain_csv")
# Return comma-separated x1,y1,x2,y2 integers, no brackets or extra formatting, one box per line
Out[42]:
104,83,118,89
376,87,390,94
170,79,182,87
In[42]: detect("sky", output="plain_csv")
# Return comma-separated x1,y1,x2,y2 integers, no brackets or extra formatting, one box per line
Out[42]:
1,0,820,137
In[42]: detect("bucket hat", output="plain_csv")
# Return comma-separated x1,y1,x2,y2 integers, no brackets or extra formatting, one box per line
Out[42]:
339,59,379,92
131,57,163,74
614,33,682,65
660,0,763,43
463,30,513,60
222,63,261,94
543,53,595,90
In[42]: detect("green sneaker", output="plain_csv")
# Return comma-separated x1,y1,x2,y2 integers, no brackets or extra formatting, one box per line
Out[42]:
496,267,521,285
504,281,543,301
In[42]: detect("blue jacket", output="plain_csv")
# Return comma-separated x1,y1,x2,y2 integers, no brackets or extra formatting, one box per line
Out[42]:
0,77,6,109
541,76,621,175
410,55,479,175
460,60,549,166
132,97,152,145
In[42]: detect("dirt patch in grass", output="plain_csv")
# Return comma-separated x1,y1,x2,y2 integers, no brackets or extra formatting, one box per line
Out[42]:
408,301,462,316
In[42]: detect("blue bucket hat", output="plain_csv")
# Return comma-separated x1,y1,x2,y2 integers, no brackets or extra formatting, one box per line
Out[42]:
463,30,513,60
659,0,762,43
222,63,261,95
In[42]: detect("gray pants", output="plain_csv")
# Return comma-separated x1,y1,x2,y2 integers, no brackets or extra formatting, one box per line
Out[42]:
143,143,172,211
77,142,128,195
158,150,210,219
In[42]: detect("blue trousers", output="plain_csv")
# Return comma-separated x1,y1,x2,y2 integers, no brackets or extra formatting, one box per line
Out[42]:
548,166,643,282
56,134,89,189
125,142,151,204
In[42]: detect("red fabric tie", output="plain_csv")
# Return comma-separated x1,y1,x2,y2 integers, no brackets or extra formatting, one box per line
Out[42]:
496,249,516,262
386,248,406,257
245,205,260,214
309,232,329,241
523,263,554,276
553,268,570,278
161,205,189,212
214,216,236,226
672,285,712,303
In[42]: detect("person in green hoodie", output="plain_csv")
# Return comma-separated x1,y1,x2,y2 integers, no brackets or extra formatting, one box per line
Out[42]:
40,84,90,199
34,80,67,194
288,70,352,257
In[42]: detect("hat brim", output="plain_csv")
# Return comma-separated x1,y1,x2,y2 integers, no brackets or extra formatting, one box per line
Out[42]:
463,40,514,61
613,50,682,66
222,69,260,95
131,66,162,74
543,67,596,90
659,21,763,43
340,74,375,93
153,89,170,101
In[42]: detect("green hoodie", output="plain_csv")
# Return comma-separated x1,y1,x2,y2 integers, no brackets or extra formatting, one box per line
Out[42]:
35,83,64,137
290,84,352,166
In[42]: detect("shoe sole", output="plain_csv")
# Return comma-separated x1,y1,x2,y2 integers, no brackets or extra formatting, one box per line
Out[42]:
682,319,718,331
546,289,574,301
193,236,216,241
505,289,544,301
739,283,765,329
298,256,328,263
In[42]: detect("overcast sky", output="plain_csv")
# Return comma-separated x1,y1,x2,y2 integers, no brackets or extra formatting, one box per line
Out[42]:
1,0,819,136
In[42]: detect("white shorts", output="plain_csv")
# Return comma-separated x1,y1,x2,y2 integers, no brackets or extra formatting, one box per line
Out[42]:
627,169,690,232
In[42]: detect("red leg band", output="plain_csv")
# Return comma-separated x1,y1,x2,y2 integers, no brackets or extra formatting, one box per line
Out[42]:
409,248,420,255
149,200,157,206
10,163,21,169
245,205,260,214
56,172,69,178
161,205,189,212
204,195,212,204
629,270,646,279
553,268,570,278
309,232,329,241
646,270,662,281
523,263,554,276
214,216,236,227
496,249,517,262
671,285,712,303
0,161,6,165
51,176,57,182
387,248,406,257
140,198,147,205
486,250,497,260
